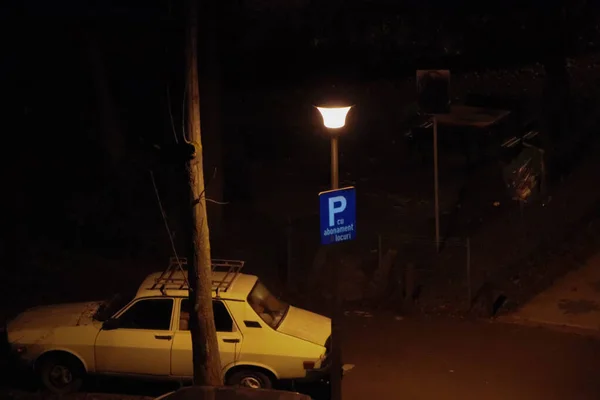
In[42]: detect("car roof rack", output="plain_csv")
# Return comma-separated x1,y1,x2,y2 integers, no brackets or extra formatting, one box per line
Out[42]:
151,257,245,296
151,256,190,295
211,259,245,295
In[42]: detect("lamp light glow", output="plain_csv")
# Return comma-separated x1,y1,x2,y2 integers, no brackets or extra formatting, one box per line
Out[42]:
316,106,352,129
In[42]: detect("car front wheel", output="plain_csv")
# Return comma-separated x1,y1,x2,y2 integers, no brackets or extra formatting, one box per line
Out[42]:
39,354,85,394
227,369,273,389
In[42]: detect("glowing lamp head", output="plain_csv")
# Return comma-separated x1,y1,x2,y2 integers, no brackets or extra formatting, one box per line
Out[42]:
316,106,352,129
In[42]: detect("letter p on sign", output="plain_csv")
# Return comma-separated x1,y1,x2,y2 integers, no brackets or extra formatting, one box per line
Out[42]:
328,196,347,227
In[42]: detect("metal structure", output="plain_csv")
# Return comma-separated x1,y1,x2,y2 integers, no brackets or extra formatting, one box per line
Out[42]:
501,128,545,203
151,257,190,294
210,259,245,295
150,257,245,295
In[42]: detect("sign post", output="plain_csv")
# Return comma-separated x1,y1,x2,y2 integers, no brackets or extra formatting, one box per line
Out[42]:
417,69,451,252
433,115,440,252
319,186,356,400
315,103,354,400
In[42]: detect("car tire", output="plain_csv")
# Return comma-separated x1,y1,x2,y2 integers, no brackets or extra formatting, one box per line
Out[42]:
227,369,273,389
39,354,84,395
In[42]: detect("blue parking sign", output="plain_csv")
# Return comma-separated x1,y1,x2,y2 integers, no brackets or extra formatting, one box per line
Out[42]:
319,187,357,245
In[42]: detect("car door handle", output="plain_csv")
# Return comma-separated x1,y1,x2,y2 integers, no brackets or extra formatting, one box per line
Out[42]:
222,338,240,343
155,335,172,340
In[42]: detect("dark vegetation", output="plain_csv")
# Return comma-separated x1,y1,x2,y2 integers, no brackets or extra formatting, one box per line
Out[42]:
2,0,600,318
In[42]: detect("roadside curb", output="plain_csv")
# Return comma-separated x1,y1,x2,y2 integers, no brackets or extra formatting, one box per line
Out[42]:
0,392,154,400
494,314,600,340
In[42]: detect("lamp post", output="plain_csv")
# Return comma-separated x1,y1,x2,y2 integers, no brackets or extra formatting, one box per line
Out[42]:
316,106,352,190
316,104,352,400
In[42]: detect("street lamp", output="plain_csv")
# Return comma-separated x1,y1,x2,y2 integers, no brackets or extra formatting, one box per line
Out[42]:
315,103,353,400
316,106,352,190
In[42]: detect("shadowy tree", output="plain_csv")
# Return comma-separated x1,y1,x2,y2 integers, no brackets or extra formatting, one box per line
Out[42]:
87,33,126,170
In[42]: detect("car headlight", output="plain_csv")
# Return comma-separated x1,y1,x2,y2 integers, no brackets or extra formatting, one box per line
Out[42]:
12,343,27,355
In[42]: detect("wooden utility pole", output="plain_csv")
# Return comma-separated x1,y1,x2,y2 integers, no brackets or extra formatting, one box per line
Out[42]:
186,0,222,386
198,0,224,238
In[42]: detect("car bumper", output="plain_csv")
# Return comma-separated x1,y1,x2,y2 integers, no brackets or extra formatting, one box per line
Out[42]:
301,363,353,383
0,326,33,372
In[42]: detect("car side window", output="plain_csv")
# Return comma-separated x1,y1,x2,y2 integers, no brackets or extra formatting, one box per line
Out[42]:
179,299,234,332
118,298,174,330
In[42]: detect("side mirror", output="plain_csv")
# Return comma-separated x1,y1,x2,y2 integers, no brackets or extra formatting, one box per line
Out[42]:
102,318,120,331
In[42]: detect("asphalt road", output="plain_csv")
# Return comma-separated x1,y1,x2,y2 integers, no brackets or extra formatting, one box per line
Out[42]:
340,313,600,400
3,315,600,400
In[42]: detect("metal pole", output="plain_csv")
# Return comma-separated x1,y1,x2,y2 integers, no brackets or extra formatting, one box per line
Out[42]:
330,134,342,400
330,255,343,400
286,216,293,288
433,116,440,252
519,200,526,240
331,136,340,189
466,237,471,305
378,234,383,271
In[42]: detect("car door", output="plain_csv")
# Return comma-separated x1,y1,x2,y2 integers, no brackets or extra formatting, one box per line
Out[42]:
94,297,175,376
171,298,242,378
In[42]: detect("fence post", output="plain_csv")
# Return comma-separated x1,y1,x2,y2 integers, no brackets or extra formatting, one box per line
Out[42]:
466,237,471,305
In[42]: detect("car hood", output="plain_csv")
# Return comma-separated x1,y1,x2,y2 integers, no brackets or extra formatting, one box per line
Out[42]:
276,306,331,346
8,301,102,332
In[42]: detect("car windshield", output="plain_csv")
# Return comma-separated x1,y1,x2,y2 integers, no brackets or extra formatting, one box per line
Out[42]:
247,281,289,329
93,292,134,321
